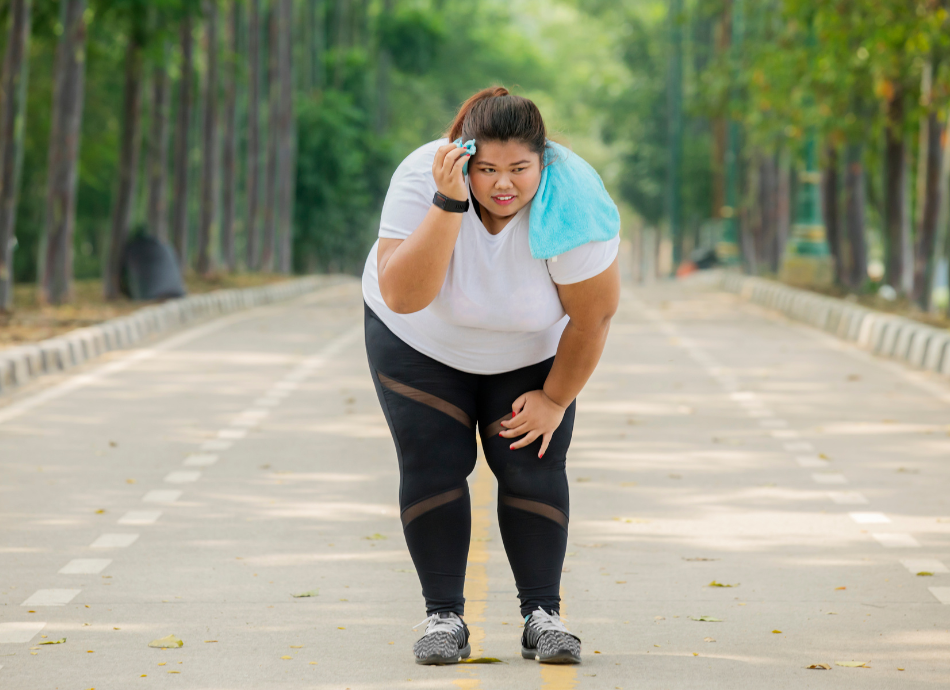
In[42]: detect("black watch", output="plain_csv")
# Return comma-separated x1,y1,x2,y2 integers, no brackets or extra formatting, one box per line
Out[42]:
433,191,469,213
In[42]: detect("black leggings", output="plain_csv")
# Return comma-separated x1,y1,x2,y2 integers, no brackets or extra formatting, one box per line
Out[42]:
364,304,575,618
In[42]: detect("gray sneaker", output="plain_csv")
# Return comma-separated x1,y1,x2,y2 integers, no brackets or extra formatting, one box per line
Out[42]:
521,607,581,664
412,612,471,665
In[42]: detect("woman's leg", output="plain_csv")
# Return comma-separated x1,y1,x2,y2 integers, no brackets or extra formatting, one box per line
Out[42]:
477,357,576,618
364,304,479,616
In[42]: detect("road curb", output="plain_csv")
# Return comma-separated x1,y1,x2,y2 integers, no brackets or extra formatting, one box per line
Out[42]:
0,276,332,396
715,272,950,377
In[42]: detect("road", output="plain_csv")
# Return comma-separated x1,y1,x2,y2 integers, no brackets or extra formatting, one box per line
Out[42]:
1,276,948,689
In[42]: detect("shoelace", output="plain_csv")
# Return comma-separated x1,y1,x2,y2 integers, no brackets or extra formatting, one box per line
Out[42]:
412,613,463,636
526,607,570,634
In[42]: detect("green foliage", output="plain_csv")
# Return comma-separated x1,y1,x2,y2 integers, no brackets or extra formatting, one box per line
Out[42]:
378,8,444,76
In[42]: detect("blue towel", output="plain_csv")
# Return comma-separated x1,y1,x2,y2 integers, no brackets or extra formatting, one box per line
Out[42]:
528,142,620,260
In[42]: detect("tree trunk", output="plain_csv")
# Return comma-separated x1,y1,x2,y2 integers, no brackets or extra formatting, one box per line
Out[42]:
884,87,908,293
844,142,868,290
773,147,791,272
147,59,170,243
757,153,776,270
0,0,32,311
246,0,261,270
275,0,295,273
104,29,145,300
311,0,325,92
332,0,348,87
172,16,194,267
823,141,843,285
260,7,279,271
913,111,943,308
220,1,238,273
197,0,219,275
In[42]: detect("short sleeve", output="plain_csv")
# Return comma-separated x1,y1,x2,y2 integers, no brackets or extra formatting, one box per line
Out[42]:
546,235,620,285
378,143,440,240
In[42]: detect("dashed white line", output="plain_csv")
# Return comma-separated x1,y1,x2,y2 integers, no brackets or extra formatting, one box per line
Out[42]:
164,470,201,484
0,622,46,643
143,489,182,503
872,533,920,548
90,533,139,549
730,392,757,402
183,454,218,467
827,491,869,505
812,473,848,485
899,559,948,574
201,439,233,452
118,510,162,525
21,589,81,607
849,512,890,524
59,559,112,574
928,587,950,604
796,455,829,468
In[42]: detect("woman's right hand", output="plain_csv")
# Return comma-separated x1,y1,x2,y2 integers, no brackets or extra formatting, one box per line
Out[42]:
432,144,471,202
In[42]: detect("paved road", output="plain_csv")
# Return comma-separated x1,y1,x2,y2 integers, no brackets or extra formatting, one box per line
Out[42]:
1,277,948,689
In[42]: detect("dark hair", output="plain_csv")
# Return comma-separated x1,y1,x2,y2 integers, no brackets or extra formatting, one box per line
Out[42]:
447,86,547,158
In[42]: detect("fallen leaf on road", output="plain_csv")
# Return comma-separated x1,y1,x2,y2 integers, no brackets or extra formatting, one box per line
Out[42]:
168,670,180,674
290,645,303,648
204,640,217,643
615,581,626,584
916,572,934,577
708,581,738,588
337,627,345,630
703,637,715,642
827,612,837,615
835,587,846,590
459,658,504,664
291,590,318,598
148,635,183,649
895,467,918,474
897,667,904,671
835,661,868,668
126,479,135,484
281,656,292,660
654,616,665,621
95,509,106,514
621,482,637,487
689,616,722,622
806,663,831,670
37,638,65,645
576,477,591,483
772,630,782,634
692,652,698,656
158,663,166,666
364,533,387,540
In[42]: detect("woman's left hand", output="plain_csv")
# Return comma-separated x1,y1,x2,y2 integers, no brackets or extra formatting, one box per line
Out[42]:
499,390,566,458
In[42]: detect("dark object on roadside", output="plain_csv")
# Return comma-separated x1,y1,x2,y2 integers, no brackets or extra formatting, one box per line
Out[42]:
676,246,720,278
121,235,186,300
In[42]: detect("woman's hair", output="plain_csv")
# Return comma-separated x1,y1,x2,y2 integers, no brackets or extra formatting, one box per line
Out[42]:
447,86,547,158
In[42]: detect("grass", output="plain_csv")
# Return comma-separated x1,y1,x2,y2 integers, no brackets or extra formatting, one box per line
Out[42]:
0,272,295,350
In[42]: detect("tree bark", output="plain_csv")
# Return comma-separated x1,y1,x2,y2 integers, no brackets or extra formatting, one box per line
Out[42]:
197,0,219,275
147,59,170,243
773,147,791,272
0,0,32,311
220,1,238,272
913,112,943,308
275,0,295,273
884,87,908,293
844,142,868,290
104,29,145,300
822,142,843,285
172,16,194,267
246,0,261,270
260,7,279,271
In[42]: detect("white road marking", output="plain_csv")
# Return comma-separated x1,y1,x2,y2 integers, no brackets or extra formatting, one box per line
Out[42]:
900,559,949,574
143,489,182,502
796,455,828,468
201,439,233,451
784,442,815,452
183,454,218,467
759,419,788,428
0,622,46,644
90,533,139,549
928,587,950,604
164,470,201,484
771,430,800,439
58,559,112,574
849,512,890,524
218,429,247,439
812,473,847,484
118,510,162,525
730,392,757,401
872,533,920,548
828,491,869,505
21,589,81,607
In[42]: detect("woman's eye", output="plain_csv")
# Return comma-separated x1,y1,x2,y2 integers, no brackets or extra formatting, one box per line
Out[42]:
513,168,525,173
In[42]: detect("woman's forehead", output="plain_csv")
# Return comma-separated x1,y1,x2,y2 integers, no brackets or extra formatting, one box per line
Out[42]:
473,140,538,165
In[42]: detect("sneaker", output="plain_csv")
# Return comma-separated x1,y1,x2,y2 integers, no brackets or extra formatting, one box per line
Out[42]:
412,612,471,665
521,607,581,664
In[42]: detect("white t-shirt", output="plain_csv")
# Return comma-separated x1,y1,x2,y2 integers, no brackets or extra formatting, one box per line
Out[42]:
362,139,619,375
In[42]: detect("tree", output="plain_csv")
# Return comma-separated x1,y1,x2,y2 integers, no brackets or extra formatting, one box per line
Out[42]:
275,0,294,273
196,0,219,275
171,13,194,266
0,0,32,311
245,0,261,269
147,49,171,243
260,5,278,271
220,0,238,272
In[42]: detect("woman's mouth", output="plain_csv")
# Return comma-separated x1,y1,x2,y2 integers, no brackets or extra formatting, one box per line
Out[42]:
492,195,516,206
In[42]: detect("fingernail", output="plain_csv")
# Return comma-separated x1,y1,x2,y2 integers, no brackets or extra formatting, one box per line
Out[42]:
539,453,544,459
512,411,516,418
499,432,504,437
509,445,514,450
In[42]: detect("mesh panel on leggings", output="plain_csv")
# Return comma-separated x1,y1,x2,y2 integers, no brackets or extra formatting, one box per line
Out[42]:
501,495,568,529
402,487,467,528
377,371,473,429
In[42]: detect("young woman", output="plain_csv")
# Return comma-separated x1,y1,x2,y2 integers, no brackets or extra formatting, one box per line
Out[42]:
362,86,620,665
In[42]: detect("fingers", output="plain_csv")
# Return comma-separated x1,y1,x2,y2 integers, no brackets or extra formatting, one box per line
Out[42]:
440,146,467,176
432,144,455,173
498,415,529,438
509,429,540,450
512,394,527,415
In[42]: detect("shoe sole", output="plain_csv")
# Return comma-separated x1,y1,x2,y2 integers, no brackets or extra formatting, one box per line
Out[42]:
415,644,471,665
521,647,581,664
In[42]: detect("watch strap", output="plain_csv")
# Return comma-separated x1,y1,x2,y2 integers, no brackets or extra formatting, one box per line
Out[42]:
433,191,470,213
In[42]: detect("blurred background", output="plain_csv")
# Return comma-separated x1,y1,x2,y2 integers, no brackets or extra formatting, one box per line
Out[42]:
0,0,948,337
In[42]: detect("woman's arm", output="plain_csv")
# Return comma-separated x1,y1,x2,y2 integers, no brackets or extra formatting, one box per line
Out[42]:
378,144,471,314
500,256,621,457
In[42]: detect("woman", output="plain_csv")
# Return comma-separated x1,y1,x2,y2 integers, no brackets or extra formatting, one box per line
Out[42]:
362,86,620,666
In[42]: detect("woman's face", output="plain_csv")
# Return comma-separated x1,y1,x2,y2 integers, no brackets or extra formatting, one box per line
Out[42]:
467,139,542,222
